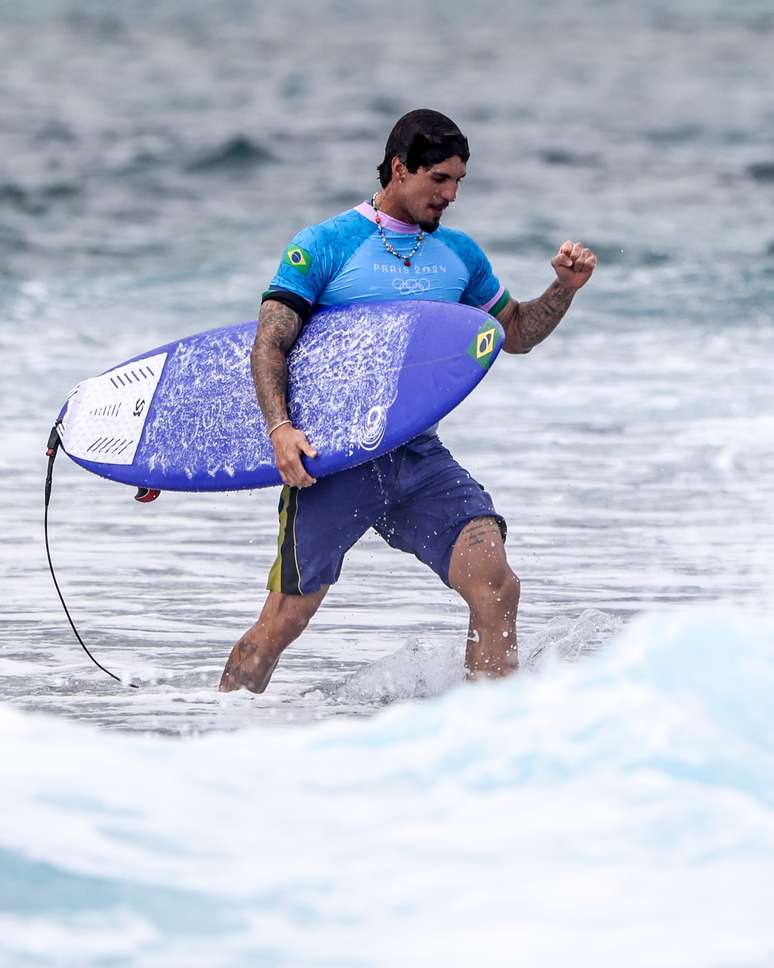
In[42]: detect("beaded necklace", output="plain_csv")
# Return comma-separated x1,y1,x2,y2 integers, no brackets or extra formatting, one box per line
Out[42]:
371,193,425,267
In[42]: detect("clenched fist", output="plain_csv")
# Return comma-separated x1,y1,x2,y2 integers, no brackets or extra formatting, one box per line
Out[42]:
551,240,597,290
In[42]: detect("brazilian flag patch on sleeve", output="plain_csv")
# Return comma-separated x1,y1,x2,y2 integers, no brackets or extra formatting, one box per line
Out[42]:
282,245,312,275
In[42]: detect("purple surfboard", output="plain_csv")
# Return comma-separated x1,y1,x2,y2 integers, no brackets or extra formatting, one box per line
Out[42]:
57,300,504,492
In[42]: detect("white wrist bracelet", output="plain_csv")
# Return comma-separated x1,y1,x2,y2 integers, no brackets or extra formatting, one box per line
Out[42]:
267,418,292,437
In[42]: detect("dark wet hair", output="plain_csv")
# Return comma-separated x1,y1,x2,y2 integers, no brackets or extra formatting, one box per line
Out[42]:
377,109,469,187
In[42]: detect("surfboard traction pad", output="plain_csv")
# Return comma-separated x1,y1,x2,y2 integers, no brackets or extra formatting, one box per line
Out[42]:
60,302,430,488
61,353,167,466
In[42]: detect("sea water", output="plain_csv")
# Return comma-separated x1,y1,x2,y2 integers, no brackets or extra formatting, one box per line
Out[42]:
1,0,773,964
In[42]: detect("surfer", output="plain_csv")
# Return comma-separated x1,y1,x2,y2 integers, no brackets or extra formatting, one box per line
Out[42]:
219,109,597,693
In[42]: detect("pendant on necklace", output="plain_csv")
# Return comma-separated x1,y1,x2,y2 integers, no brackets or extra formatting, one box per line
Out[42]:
372,194,424,269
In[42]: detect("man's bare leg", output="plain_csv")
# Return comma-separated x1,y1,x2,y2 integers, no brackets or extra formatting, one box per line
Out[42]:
448,517,520,679
219,586,328,693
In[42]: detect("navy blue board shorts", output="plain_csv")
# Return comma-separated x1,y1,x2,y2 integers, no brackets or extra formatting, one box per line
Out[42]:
267,433,507,595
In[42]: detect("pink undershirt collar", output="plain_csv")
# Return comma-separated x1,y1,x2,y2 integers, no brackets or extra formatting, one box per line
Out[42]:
355,201,421,235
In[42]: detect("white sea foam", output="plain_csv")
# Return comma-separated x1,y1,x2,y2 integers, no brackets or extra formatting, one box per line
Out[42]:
2,606,772,966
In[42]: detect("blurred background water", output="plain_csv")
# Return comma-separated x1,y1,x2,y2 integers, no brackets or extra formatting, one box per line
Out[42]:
1,0,773,964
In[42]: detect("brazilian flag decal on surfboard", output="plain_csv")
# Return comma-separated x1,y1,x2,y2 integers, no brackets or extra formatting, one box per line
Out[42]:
283,245,312,275
467,323,500,370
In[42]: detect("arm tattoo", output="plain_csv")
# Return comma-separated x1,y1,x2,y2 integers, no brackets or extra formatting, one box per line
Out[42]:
251,301,303,427
502,281,575,353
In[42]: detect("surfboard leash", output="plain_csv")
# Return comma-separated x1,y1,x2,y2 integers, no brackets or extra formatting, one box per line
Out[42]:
44,421,139,689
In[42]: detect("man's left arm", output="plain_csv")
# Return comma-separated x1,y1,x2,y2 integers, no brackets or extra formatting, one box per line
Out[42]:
497,240,597,354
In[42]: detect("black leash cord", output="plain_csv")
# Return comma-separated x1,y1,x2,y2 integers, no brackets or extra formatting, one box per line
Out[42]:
44,422,139,689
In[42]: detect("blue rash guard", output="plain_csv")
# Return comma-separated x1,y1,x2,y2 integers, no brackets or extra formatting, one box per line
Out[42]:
263,200,509,596
266,200,510,315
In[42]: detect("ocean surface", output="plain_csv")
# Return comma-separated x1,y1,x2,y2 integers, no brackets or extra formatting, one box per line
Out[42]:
1,0,773,964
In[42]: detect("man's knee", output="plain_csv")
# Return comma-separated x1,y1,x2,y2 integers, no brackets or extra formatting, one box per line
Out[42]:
465,567,520,619
272,597,319,640
263,588,325,642
488,567,520,611
496,568,520,605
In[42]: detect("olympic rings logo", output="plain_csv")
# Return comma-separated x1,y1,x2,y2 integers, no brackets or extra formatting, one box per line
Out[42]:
392,277,431,294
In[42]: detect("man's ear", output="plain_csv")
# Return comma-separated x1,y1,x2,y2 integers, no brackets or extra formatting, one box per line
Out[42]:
391,155,407,183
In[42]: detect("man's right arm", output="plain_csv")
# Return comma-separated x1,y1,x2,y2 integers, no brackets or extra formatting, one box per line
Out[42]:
252,299,318,487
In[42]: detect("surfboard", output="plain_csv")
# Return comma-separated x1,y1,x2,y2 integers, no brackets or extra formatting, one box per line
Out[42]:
57,299,504,492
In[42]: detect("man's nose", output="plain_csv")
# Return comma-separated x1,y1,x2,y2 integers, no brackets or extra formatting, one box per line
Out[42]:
441,183,458,203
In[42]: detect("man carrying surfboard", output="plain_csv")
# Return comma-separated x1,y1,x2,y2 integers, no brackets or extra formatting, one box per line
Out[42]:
219,109,596,693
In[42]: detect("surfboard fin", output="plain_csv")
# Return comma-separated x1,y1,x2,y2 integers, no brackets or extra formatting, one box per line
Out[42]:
134,487,161,503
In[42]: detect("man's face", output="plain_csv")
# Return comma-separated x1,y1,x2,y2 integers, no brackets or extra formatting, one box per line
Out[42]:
399,155,467,232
